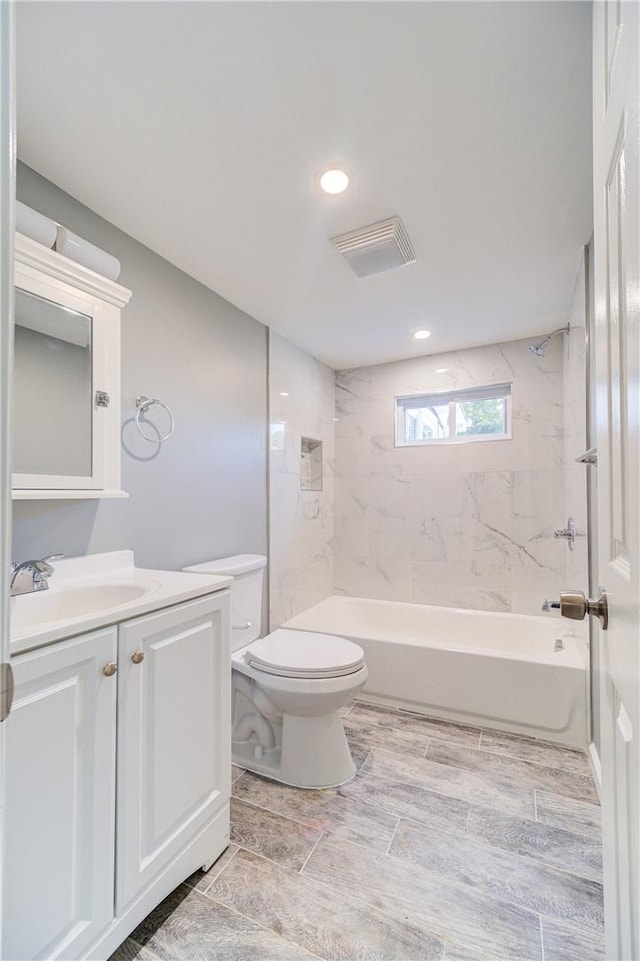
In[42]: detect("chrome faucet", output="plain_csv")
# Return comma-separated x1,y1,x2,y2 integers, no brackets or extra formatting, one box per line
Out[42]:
10,555,64,596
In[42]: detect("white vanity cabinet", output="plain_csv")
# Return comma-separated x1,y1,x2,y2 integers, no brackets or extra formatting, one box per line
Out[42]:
4,626,118,961
116,595,231,915
3,589,231,961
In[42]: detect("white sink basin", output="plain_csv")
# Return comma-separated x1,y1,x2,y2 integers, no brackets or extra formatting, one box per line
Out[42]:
11,583,153,635
9,550,233,654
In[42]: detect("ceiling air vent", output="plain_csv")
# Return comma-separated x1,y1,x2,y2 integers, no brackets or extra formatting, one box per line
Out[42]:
330,216,416,277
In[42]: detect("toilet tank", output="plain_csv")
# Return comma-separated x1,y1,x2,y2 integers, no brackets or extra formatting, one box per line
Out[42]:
183,554,266,651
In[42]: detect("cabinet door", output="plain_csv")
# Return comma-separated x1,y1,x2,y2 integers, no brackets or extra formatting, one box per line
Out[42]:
3,628,118,960
12,235,130,498
116,593,230,912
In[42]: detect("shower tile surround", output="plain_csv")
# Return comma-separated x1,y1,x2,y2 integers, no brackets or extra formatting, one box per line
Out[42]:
334,337,567,616
113,702,604,961
269,331,336,629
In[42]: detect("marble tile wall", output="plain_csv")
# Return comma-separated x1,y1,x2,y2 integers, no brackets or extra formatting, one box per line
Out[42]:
269,332,335,629
563,254,590,659
334,337,568,614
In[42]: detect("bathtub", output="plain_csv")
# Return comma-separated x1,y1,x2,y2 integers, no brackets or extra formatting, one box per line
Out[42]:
281,595,587,748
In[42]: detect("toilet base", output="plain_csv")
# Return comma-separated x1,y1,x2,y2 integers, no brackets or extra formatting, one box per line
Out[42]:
233,710,357,789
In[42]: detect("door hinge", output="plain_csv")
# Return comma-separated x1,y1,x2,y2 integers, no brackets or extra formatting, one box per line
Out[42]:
95,390,111,408
0,661,14,722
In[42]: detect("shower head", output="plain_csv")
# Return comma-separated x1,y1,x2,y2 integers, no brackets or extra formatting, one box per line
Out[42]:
528,324,570,357
529,340,549,357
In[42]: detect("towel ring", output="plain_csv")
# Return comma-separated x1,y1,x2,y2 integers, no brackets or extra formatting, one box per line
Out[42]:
135,395,175,444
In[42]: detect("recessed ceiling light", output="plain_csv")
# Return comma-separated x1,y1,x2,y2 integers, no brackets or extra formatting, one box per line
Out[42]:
413,329,431,341
435,367,448,373
280,391,289,397
320,169,349,195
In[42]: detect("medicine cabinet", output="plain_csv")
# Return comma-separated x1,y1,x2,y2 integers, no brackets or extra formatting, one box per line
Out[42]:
12,233,131,499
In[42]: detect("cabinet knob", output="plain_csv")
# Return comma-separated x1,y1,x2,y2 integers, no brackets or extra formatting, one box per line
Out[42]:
102,662,117,677
131,651,145,665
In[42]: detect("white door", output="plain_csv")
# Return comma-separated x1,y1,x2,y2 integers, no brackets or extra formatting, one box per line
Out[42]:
592,2,640,957
3,628,117,960
0,4,15,959
116,594,230,913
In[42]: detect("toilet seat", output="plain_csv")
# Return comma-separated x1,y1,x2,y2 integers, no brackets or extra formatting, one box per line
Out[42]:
245,629,365,679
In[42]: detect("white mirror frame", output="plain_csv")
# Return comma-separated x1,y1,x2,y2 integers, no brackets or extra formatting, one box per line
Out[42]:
12,232,131,499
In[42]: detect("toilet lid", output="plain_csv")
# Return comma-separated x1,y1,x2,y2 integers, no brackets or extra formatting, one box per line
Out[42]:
246,629,365,679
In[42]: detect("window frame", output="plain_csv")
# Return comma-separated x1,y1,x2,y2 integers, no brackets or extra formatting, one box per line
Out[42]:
394,383,513,448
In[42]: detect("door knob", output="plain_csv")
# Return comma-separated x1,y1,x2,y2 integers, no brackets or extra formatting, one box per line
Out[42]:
102,662,118,677
560,589,608,630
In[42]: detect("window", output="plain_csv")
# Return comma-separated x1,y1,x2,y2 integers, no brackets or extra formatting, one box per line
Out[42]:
395,383,512,446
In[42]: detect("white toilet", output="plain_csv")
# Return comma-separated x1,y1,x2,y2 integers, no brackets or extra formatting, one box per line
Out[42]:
183,554,367,788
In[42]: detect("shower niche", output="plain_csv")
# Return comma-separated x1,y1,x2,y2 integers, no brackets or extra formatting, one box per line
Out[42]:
300,437,322,491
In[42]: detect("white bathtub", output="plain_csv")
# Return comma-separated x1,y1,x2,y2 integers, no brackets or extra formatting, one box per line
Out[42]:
282,595,587,748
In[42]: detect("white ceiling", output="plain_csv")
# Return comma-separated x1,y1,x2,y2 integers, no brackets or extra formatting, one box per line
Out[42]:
16,2,592,370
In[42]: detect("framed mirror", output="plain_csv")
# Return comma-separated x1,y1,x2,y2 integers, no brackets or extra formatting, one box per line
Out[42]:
14,288,93,478
13,233,131,498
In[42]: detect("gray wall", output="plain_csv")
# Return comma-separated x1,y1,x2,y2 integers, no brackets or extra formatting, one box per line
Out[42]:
14,163,268,572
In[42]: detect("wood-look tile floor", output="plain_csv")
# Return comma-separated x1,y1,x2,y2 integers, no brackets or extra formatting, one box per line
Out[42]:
111,702,605,961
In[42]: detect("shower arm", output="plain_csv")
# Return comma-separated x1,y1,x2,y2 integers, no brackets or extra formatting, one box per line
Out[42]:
529,323,570,355
547,324,570,340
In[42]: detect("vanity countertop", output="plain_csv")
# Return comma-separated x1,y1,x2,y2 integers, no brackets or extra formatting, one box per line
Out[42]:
11,550,231,655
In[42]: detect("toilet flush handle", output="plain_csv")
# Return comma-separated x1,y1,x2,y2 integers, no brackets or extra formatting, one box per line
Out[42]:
232,621,252,631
